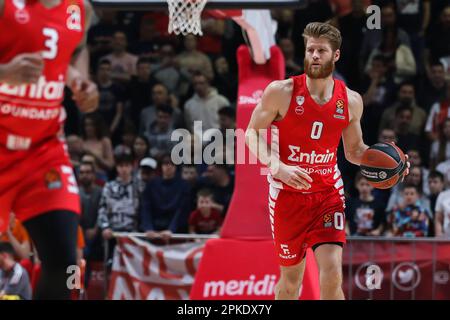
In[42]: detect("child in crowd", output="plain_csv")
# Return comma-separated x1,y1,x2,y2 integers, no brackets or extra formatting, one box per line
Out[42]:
387,184,431,237
189,189,223,235
346,173,386,236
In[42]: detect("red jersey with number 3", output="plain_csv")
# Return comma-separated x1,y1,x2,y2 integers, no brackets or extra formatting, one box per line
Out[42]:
268,74,350,194
0,0,85,151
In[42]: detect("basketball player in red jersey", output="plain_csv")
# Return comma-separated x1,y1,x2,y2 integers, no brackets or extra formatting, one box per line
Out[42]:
0,0,98,299
246,22,408,300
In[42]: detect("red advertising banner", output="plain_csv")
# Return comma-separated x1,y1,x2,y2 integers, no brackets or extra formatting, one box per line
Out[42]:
343,240,450,300
107,237,450,300
190,238,320,300
108,236,204,300
86,261,106,300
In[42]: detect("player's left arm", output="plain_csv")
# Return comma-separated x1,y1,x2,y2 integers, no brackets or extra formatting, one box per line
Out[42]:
67,0,98,113
343,88,410,176
341,88,369,166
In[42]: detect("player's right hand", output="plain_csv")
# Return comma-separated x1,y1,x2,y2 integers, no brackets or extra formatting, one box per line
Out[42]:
271,162,313,190
1,52,44,85
71,78,99,113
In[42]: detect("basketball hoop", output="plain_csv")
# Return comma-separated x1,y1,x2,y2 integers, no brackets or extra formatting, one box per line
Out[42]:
165,0,275,64
167,0,208,36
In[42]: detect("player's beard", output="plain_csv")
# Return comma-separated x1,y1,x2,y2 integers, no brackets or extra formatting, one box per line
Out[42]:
304,57,335,79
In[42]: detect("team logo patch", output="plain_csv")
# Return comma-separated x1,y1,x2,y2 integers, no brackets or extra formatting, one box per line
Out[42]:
15,9,29,24
295,105,304,115
323,213,333,228
13,0,29,24
13,0,25,8
334,99,346,119
66,5,82,31
296,96,305,106
45,168,62,190
335,99,344,114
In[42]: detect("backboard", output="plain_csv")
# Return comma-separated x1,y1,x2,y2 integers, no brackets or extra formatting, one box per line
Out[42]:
91,0,305,10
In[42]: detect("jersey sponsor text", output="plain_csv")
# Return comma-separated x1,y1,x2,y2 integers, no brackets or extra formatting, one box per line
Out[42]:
0,75,65,101
287,145,335,165
1,103,60,120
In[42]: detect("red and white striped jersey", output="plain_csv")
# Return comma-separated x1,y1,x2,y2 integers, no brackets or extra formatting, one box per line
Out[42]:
0,0,85,150
268,74,350,193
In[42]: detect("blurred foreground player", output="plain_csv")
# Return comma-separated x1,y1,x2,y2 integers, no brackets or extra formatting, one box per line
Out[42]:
0,0,98,299
246,22,408,300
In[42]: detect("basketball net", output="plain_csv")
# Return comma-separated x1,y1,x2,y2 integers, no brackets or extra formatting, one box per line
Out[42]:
167,0,208,35
166,1,276,64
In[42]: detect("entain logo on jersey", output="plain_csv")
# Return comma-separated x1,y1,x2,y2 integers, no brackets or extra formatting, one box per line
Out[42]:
13,0,29,24
287,145,335,165
0,75,65,101
334,99,346,120
66,4,82,31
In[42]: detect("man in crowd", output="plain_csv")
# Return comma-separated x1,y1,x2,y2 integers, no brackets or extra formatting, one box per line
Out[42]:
0,242,32,300
140,154,192,241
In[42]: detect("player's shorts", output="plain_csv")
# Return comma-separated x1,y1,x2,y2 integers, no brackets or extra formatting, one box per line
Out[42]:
268,185,346,267
0,138,80,232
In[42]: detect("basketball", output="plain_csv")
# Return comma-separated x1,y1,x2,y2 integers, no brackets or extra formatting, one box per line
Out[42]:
360,142,408,189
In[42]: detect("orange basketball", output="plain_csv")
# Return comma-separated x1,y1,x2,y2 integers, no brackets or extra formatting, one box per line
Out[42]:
360,142,407,189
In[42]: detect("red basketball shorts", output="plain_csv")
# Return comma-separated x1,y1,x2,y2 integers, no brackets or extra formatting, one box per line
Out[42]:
0,138,80,232
268,185,346,267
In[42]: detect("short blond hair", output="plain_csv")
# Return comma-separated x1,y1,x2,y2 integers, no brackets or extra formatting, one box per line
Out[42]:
302,22,342,51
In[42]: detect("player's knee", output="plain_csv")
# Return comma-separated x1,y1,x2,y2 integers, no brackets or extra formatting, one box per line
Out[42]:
279,270,303,292
319,265,342,289
276,278,301,296
285,266,304,284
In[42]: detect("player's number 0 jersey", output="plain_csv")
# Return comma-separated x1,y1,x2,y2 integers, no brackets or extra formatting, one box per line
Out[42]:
268,74,350,193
